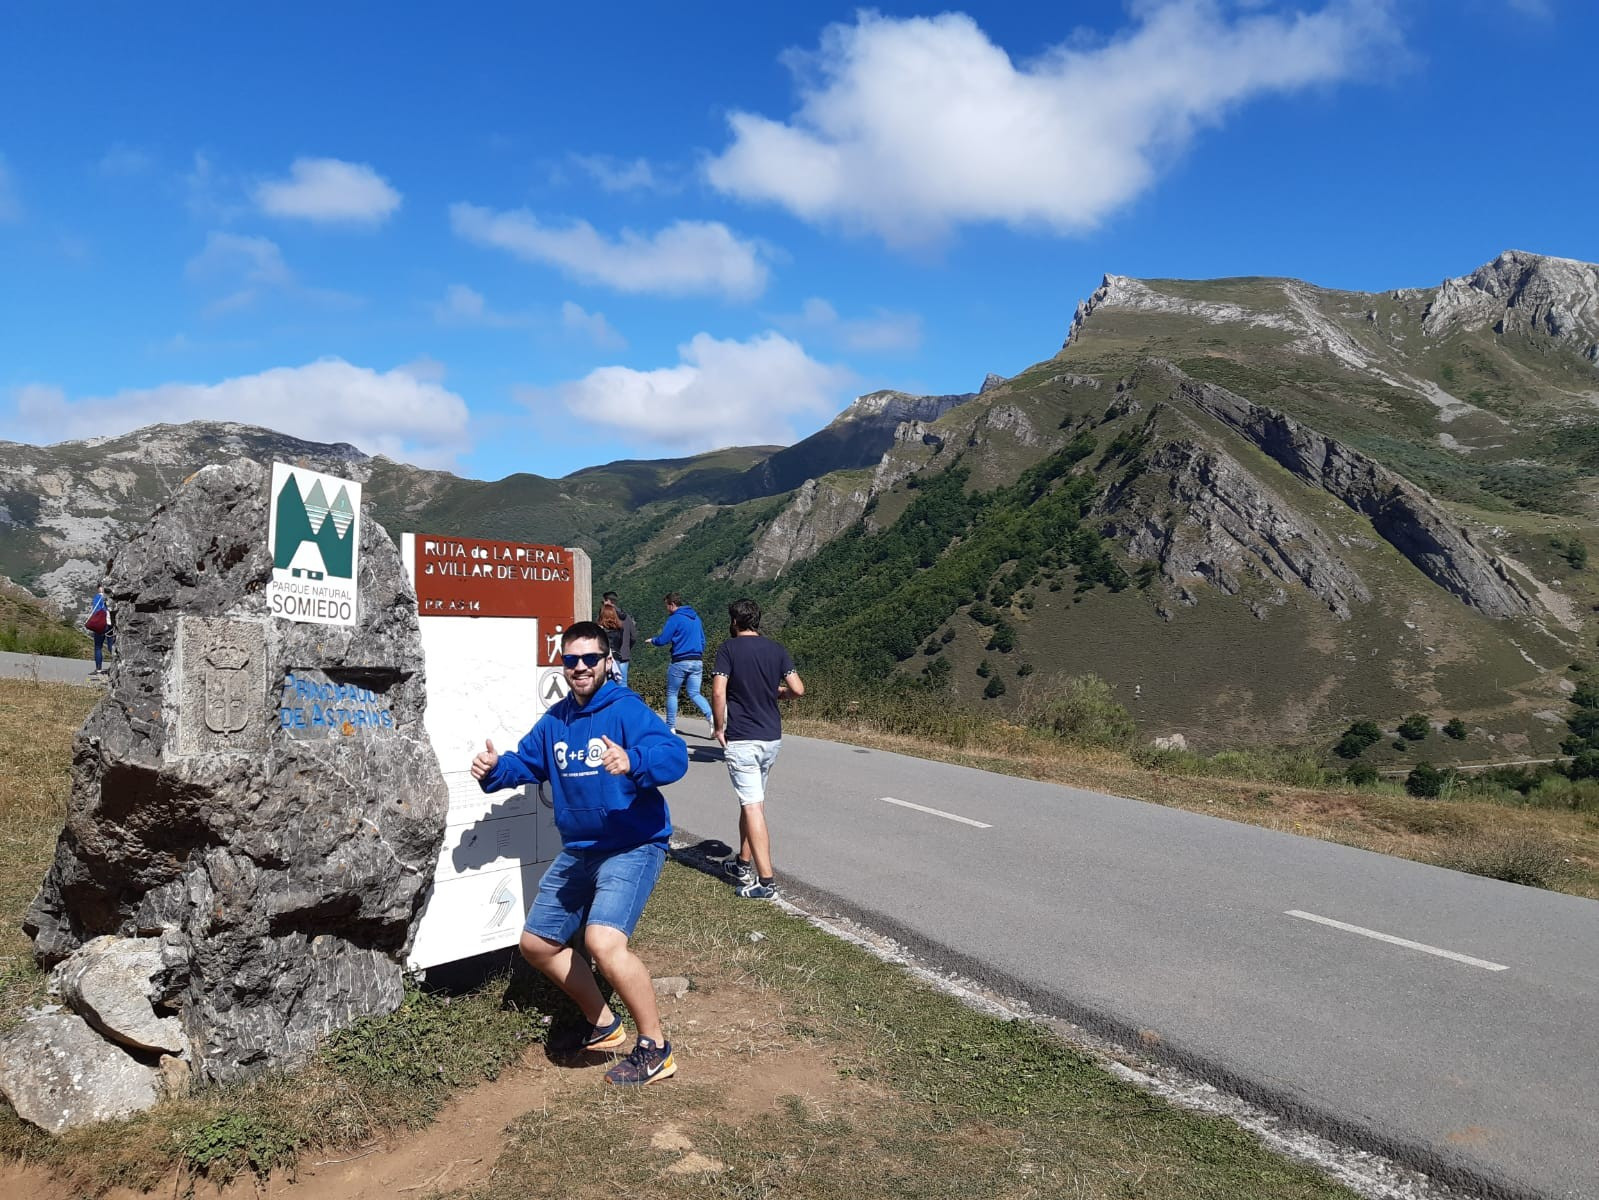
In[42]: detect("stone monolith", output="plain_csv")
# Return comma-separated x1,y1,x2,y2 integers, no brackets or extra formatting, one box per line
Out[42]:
22,458,448,1086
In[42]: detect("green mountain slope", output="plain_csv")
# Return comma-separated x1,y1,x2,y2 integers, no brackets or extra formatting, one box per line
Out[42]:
615,251,1599,751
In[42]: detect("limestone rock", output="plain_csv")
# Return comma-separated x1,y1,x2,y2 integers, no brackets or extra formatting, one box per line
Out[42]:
1101,429,1371,620
1173,374,1534,619
1420,250,1599,360
0,1012,161,1134
1151,734,1188,752
23,458,448,1085
739,478,872,582
50,935,186,1055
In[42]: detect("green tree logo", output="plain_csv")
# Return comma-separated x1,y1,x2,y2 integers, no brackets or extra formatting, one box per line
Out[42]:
273,473,356,580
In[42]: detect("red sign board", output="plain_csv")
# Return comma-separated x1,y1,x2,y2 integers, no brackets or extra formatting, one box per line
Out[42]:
413,535,576,664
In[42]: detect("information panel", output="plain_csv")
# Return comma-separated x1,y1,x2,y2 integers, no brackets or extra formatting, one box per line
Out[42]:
401,533,590,970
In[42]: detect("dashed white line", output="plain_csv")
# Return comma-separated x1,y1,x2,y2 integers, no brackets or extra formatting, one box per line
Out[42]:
1285,910,1508,972
879,796,992,828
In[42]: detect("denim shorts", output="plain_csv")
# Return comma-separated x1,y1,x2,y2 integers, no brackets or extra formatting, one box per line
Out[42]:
523,842,666,945
725,738,782,806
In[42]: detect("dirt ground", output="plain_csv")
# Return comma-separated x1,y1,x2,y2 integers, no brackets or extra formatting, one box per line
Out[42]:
1,981,858,1200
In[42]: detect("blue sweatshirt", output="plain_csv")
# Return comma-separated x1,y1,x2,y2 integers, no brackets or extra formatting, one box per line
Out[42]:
477,682,686,853
649,605,706,660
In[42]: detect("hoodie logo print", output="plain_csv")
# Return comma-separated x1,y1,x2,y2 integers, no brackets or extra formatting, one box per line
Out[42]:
553,738,606,773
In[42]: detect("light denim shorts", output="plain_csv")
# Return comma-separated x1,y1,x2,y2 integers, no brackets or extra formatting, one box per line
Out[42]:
523,842,667,944
725,738,782,806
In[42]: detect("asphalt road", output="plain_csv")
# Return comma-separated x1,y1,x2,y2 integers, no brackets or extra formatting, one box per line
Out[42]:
0,650,105,685
664,718,1599,1200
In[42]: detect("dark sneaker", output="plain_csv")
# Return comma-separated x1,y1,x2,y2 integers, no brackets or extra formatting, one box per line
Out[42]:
604,1036,676,1085
734,881,776,900
724,857,756,888
581,1012,627,1052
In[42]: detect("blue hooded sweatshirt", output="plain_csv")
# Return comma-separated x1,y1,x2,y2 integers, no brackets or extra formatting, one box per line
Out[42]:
649,604,706,660
477,681,686,853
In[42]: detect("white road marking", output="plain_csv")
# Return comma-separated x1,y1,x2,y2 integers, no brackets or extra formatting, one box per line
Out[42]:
1285,910,1508,972
879,796,991,829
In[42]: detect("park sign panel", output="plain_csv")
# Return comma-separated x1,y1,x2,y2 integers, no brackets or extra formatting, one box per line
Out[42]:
399,532,591,971
265,462,361,626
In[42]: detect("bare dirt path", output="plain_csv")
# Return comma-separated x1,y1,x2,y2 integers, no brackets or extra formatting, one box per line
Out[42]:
4,982,857,1200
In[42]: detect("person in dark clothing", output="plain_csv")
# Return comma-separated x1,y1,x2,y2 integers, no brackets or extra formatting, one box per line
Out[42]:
600,591,637,686
471,620,686,1085
711,598,805,899
648,592,714,735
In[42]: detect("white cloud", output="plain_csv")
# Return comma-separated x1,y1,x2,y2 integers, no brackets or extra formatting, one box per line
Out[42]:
255,157,402,225
705,2,1399,244
185,231,360,316
450,203,771,300
432,283,534,329
0,153,21,222
185,232,292,314
561,301,626,349
569,154,659,192
9,359,469,469
98,143,154,176
528,331,851,451
776,297,922,353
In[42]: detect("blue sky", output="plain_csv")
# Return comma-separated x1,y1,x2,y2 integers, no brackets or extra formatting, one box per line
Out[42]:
1,1,1592,481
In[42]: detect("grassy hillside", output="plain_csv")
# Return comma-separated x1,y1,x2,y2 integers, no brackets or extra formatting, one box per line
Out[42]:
609,255,1599,752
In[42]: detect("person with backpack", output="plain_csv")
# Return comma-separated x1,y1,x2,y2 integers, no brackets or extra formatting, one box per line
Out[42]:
601,591,637,686
84,583,112,675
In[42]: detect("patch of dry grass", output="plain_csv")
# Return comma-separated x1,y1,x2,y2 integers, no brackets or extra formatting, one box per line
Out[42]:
0,679,98,1027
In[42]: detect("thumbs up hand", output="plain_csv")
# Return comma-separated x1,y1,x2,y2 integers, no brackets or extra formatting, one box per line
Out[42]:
471,738,499,781
599,734,630,776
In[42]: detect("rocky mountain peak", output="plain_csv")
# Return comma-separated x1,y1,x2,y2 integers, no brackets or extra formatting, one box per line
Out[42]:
839,386,979,426
1420,250,1599,357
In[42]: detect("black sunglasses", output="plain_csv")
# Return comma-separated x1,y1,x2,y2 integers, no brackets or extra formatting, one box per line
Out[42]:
561,651,608,669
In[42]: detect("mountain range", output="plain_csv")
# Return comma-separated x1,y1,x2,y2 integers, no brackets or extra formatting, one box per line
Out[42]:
5,249,1596,752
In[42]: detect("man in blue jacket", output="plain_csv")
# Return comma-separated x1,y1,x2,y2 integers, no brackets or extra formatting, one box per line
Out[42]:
470,620,687,1086
648,592,715,735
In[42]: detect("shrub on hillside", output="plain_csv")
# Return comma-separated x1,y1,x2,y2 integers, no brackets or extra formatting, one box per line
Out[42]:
1526,774,1599,813
1397,713,1431,741
1333,719,1384,759
1433,832,1571,889
1344,761,1380,786
1016,674,1136,749
1443,717,1467,741
1405,762,1451,798
983,676,1007,699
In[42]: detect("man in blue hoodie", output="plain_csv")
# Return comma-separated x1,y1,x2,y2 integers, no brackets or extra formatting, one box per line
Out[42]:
648,592,715,735
470,620,687,1086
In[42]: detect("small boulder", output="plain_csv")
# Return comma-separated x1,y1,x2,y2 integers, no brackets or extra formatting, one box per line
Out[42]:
652,976,690,1000
1151,733,1189,752
51,936,187,1056
0,1012,161,1134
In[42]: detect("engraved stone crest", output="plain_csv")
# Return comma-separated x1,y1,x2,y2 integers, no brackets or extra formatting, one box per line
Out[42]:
176,617,267,756
204,644,251,735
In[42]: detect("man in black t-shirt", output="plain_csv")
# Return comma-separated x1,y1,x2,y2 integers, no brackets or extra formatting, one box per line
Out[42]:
711,598,805,899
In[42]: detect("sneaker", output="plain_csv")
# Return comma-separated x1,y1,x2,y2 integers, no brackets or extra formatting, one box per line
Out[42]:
581,1012,627,1052
734,880,776,900
724,858,756,888
604,1036,676,1085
